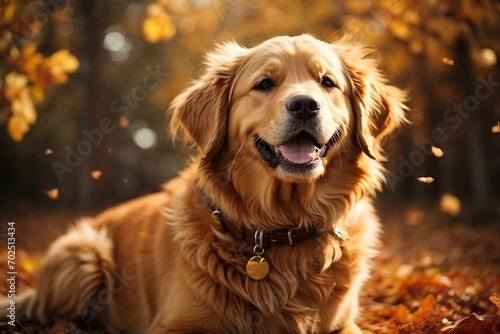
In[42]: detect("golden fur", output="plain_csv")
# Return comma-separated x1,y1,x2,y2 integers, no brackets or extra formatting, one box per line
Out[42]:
2,34,407,333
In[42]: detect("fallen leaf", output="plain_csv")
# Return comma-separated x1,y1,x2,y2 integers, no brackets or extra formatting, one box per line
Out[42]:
448,313,497,334
45,188,59,200
417,176,435,183
392,304,411,324
490,292,500,316
413,294,437,324
431,146,444,158
91,170,102,180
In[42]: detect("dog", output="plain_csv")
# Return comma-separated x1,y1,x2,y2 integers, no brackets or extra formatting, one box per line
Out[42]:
2,34,407,333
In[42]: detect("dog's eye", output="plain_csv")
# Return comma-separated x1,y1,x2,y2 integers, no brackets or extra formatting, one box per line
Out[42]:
254,78,275,91
320,76,336,89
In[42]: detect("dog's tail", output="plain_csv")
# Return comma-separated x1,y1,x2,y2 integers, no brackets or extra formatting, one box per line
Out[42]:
0,219,114,324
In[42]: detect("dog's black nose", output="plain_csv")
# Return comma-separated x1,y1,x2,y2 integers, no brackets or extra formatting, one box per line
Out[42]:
286,95,320,121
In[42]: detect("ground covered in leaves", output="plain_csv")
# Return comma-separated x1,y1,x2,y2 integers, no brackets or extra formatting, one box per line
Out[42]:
0,202,499,334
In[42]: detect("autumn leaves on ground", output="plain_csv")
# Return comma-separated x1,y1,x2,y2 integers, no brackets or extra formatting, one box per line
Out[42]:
0,204,499,334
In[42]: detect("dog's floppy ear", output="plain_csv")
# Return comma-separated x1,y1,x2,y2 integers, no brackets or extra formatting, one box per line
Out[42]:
333,35,408,160
170,42,247,157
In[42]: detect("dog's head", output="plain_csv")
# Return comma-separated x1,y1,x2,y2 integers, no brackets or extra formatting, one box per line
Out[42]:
171,34,407,185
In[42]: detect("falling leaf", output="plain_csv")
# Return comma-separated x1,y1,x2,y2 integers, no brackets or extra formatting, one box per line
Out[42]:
45,188,59,200
490,292,500,316
417,176,435,183
440,193,461,217
45,148,53,155
122,179,129,185
91,170,102,180
480,48,496,67
120,116,130,128
389,19,411,40
442,57,455,65
431,146,444,158
492,122,500,133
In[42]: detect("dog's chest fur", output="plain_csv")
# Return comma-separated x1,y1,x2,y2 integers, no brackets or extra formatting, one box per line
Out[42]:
166,179,374,334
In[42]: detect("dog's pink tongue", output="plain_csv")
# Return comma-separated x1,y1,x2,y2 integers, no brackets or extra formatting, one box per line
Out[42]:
279,136,320,164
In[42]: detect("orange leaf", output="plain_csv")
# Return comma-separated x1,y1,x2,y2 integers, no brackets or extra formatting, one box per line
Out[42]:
413,294,437,324
7,114,30,142
119,116,130,128
490,292,500,316
393,304,411,324
91,170,102,180
45,188,59,200
492,122,500,133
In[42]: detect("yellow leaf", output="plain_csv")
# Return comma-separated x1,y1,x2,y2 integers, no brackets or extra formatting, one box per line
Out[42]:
7,114,30,142
431,146,444,158
4,72,28,94
21,257,41,274
12,93,37,124
45,188,59,200
389,19,411,41
143,16,176,43
49,49,80,73
440,193,461,217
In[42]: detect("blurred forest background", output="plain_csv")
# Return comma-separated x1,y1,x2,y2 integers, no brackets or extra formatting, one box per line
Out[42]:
1,0,499,221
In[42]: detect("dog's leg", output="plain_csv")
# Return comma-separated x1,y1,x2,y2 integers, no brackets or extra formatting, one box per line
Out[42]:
0,220,114,323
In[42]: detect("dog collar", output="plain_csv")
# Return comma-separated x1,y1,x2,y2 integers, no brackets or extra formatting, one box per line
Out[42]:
210,210,318,249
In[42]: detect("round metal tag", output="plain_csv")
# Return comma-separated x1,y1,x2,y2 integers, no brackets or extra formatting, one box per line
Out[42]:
246,255,269,280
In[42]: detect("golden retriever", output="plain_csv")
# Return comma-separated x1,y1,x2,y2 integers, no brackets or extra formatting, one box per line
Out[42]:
2,34,407,333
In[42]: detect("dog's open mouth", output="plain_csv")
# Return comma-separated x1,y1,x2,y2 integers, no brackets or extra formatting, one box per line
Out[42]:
254,130,341,169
